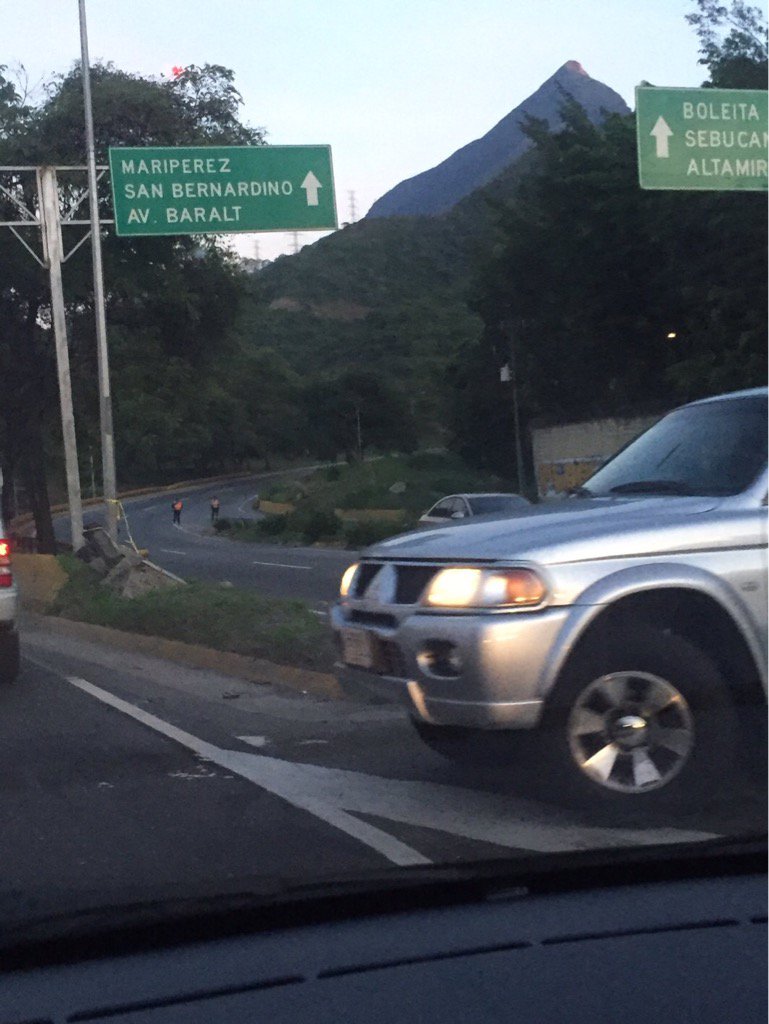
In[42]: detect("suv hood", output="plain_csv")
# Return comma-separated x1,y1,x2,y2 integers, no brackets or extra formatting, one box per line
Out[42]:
366,495,723,565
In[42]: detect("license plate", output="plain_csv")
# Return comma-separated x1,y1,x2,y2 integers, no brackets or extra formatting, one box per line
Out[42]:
341,628,375,669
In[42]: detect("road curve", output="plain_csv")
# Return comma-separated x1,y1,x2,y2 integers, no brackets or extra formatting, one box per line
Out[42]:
56,471,356,609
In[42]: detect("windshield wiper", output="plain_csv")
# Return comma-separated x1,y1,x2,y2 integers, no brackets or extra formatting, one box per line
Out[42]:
609,479,693,495
568,485,593,497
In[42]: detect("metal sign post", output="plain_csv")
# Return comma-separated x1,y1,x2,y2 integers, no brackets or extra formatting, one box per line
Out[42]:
38,167,85,550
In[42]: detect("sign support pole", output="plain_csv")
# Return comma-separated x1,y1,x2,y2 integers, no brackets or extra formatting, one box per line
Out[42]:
502,321,526,492
79,0,118,543
38,167,85,551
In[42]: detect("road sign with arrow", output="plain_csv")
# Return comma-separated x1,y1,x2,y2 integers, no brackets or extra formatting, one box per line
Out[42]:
109,145,337,236
636,86,767,191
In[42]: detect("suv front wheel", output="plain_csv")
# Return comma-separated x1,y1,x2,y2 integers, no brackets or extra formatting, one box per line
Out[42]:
542,622,737,811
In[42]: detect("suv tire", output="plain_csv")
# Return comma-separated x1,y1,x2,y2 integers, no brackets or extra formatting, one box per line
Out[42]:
541,622,737,812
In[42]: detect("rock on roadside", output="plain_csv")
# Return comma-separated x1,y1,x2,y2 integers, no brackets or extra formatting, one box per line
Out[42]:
77,527,184,598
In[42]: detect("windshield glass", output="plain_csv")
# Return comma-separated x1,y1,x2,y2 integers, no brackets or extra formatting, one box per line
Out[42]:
0,0,766,950
584,395,768,497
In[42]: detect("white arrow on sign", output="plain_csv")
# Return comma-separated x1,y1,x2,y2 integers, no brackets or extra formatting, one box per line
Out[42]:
650,115,674,158
301,171,322,206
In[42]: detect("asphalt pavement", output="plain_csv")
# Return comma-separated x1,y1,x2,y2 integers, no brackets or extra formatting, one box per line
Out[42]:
56,471,355,608
2,624,762,924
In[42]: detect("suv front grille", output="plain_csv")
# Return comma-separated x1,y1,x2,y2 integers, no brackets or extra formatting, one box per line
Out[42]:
395,565,438,604
352,562,437,605
349,610,398,629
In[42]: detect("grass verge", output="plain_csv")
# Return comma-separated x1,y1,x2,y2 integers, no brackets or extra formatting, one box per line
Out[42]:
49,555,336,672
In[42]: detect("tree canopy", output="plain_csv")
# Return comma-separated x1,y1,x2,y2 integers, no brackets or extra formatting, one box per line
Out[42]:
448,1,768,478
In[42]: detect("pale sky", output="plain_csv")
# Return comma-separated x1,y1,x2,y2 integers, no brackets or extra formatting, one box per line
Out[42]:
5,0,706,260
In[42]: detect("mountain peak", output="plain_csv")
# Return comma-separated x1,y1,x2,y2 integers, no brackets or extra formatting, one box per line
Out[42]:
555,60,589,79
366,63,629,219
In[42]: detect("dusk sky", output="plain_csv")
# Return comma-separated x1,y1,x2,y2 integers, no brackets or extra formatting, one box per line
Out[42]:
6,1,707,259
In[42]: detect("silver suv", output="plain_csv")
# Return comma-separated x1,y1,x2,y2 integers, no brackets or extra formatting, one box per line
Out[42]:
332,388,767,809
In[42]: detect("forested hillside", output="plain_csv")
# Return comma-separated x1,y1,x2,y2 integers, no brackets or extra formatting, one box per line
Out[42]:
0,0,765,550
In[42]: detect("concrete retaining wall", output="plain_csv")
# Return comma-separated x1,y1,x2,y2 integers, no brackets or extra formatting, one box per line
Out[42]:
532,414,658,497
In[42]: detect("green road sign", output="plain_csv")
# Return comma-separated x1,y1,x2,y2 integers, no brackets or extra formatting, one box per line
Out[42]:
636,86,768,191
108,145,337,236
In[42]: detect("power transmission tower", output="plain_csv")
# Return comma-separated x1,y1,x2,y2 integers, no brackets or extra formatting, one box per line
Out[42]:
347,190,357,224
289,230,300,254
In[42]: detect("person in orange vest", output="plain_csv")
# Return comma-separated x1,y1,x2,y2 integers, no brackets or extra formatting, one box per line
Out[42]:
210,496,220,524
172,498,183,525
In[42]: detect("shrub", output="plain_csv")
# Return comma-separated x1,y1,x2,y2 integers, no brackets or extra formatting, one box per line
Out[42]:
289,506,340,544
256,513,288,536
213,518,232,532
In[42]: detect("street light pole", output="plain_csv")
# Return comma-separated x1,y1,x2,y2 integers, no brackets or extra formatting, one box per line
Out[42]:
502,320,526,493
78,0,118,543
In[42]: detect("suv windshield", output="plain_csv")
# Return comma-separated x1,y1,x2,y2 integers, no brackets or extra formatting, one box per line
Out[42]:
583,395,768,498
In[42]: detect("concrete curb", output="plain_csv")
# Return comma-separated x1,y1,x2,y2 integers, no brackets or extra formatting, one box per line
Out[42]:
25,614,344,702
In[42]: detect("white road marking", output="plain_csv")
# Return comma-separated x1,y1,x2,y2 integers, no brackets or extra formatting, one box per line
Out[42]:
311,609,328,618
238,493,260,515
237,735,268,748
65,676,717,866
252,560,312,570
160,549,187,556
65,676,429,867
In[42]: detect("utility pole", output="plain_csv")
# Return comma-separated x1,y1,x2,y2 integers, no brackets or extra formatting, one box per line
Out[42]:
79,0,118,543
38,167,84,550
355,406,363,461
502,321,526,493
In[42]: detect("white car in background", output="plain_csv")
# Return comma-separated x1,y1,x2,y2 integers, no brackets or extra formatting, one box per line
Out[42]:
419,493,529,525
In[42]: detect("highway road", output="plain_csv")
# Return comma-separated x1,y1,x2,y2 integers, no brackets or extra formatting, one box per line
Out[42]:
3,622,758,925
35,470,764,924
57,471,356,609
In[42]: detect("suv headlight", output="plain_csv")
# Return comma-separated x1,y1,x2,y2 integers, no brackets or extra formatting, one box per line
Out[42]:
340,562,359,598
423,567,546,609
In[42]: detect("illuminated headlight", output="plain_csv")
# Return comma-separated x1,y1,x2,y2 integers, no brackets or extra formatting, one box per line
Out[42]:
339,563,359,598
424,567,545,609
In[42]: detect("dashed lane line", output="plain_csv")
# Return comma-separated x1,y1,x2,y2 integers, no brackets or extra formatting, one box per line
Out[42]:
252,560,312,571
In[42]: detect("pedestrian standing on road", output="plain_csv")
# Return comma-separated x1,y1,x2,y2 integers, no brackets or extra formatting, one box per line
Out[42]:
210,496,220,524
172,498,183,525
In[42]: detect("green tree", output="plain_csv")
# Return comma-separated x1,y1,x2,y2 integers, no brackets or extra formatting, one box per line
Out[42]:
303,370,418,462
456,0,767,469
0,62,268,544
686,1,768,87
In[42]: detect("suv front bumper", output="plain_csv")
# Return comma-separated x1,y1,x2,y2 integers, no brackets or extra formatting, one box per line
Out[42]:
332,603,571,730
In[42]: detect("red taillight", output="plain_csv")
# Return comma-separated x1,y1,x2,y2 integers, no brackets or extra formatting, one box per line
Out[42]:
0,540,9,565
0,573,12,588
